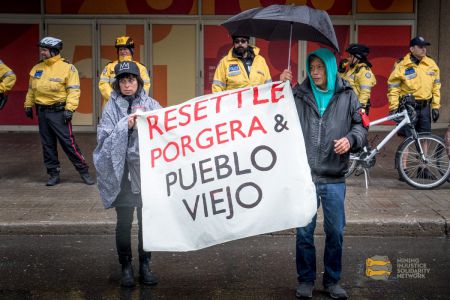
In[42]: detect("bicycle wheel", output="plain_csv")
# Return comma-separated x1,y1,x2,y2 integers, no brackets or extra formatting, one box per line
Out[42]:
396,134,450,189
345,152,359,178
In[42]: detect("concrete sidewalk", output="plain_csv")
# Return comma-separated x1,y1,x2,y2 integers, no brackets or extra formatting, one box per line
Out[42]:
0,132,449,236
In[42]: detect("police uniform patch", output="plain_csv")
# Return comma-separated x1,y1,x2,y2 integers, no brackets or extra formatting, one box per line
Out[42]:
34,70,43,78
365,72,371,78
404,67,417,80
229,64,239,72
404,68,415,76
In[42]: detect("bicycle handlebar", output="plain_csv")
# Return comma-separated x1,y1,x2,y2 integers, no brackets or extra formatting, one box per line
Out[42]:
398,94,417,123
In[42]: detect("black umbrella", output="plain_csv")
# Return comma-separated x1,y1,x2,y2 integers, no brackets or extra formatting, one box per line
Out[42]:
222,5,339,69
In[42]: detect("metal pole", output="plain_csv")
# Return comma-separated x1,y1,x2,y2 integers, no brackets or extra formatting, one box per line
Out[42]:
288,22,293,71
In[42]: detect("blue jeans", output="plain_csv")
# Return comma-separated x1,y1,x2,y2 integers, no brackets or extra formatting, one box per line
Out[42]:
296,182,346,286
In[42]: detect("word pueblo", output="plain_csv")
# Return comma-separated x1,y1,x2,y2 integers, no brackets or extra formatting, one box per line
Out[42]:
166,145,277,221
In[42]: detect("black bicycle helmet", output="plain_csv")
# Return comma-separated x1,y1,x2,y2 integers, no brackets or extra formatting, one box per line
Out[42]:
346,43,369,60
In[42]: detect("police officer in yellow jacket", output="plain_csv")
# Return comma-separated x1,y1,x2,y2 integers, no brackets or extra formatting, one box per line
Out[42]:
212,35,271,93
99,36,151,106
388,36,441,136
340,44,376,114
0,59,17,110
24,37,94,186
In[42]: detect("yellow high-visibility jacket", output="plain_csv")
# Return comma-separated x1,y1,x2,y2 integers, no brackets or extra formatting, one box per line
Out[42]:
388,53,440,111
340,62,376,107
0,60,17,93
212,46,271,93
99,56,150,106
24,55,80,112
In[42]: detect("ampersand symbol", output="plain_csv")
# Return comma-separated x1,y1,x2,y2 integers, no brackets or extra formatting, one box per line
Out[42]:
274,114,289,132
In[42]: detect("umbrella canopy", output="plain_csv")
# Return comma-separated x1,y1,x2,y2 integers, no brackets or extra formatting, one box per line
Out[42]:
222,5,339,52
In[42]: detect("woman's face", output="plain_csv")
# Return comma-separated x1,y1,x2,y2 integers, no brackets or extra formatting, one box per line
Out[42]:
119,75,138,96
118,47,132,57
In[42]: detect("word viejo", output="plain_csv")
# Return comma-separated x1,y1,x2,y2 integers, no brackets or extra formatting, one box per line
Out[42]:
166,145,277,220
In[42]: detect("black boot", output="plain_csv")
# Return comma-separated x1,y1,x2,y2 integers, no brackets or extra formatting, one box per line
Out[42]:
139,259,158,285
46,172,60,186
120,261,135,287
80,172,95,185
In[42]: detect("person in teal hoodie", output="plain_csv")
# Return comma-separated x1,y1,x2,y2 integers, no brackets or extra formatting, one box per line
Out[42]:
281,48,367,299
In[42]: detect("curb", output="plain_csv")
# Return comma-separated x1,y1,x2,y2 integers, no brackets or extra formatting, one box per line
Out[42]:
1,220,447,236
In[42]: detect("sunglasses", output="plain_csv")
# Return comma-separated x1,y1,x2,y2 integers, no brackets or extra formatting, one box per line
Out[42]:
234,38,249,44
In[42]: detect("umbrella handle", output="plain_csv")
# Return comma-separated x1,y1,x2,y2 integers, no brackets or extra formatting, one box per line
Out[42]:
287,22,293,71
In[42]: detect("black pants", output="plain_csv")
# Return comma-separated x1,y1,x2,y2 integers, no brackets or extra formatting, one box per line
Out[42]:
115,207,151,264
37,108,88,174
398,103,431,137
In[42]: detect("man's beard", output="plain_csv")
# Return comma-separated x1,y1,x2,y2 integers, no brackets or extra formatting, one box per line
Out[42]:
235,47,246,55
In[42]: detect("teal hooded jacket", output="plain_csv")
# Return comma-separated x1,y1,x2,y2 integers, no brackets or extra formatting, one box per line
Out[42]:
306,48,338,116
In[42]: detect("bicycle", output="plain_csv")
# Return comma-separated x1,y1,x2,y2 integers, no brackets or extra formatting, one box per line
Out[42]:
345,95,450,190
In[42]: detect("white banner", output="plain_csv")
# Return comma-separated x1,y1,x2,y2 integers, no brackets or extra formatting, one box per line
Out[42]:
137,81,316,251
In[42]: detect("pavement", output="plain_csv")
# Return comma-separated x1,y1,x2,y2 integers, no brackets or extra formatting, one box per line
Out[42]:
1,235,449,299
0,131,449,236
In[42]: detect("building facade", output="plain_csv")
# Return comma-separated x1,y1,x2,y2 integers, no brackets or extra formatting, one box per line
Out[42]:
0,0,447,131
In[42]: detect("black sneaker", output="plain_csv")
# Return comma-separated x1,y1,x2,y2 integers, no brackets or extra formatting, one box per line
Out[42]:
325,283,348,299
80,172,95,185
296,282,314,298
422,169,437,180
417,167,437,180
46,174,60,186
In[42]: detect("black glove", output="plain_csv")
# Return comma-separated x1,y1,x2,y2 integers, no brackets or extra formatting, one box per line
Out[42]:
25,107,33,119
361,104,370,116
338,58,349,73
63,110,73,124
432,109,439,122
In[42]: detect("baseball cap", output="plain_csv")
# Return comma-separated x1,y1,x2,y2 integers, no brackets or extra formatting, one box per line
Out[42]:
410,36,431,47
114,61,140,78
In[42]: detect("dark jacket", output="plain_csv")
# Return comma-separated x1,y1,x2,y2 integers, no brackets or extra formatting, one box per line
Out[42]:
293,76,367,183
